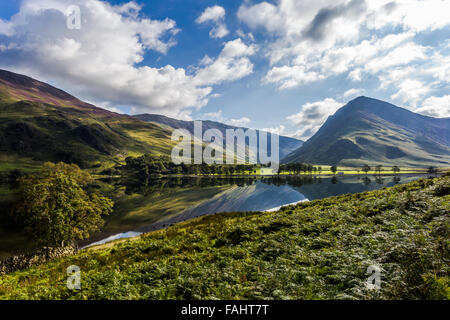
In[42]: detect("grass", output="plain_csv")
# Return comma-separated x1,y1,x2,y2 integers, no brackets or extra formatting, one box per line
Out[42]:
0,99,177,170
0,176,448,300
0,155,43,174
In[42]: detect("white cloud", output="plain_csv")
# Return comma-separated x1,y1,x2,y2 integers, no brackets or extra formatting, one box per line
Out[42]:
366,0,450,33
0,0,256,118
196,5,225,23
264,65,325,89
424,53,450,83
238,0,450,111
378,66,415,89
364,42,427,74
194,39,257,86
196,5,229,39
210,24,229,39
287,98,342,140
202,109,225,122
414,95,450,118
342,88,366,99
0,19,14,36
201,110,251,128
261,125,285,136
228,117,251,127
390,79,430,107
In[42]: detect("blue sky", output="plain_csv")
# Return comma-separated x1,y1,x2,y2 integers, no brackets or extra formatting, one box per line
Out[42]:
0,0,449,140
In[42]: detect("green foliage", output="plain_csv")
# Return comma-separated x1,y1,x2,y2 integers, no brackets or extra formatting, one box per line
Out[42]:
13,162,113,246
279,163,316,174
121,154,261,178
362,164,371,173
0,176,448,300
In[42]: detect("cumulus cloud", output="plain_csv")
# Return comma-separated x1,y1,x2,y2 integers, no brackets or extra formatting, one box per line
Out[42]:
201,110,251,128
341,88,366,99
194,38,257,86
287,98,342,140
228,117,251,127
0,0,255,118
260,125,286,136
202,109,225,122
303,0,367,41
238,0,450,114
0,19,14,36
414,95,450,118
196,5,229,39
390,79,430,107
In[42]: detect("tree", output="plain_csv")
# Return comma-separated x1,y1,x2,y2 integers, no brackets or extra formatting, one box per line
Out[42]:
362,164,371,175
428,166,437,176
14,162,113,246
375,165,383,176
318,166,322,175
392,166,400,175
330,165,337,174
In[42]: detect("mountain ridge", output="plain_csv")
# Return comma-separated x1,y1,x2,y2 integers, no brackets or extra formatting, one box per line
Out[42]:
0,69,176,169
283,96,450,167
134,114,304,161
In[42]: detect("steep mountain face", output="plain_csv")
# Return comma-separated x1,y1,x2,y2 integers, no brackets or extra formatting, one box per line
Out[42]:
283,96,450,167
0,70,120,118
0,69,175,169
134,114,304,160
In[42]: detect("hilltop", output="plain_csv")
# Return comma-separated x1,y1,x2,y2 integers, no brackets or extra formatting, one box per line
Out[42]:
135,114,304,161
283,97,450,167
0,69,177,170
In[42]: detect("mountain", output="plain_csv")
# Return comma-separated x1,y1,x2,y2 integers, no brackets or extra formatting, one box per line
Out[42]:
134,114,304,161
0,69,176,170
283,96,450,167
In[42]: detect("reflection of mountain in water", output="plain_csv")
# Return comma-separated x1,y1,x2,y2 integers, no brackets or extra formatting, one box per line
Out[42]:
99,175,426,245
183,181,306,215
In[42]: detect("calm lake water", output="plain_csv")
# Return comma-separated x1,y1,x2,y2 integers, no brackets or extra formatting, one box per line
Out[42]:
85,174,426,247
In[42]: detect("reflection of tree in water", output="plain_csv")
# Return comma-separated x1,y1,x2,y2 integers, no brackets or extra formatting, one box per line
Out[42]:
392,176,401,184
267,176,316,187
362,177,371,186
375,177,384,185
120,175,331,195
331,176,338,184
120,176,258,195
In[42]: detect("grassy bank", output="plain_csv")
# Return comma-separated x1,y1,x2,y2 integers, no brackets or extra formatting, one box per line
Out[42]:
0,176,448,300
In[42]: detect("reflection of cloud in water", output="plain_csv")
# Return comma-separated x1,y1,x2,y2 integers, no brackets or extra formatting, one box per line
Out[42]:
182,181,307,214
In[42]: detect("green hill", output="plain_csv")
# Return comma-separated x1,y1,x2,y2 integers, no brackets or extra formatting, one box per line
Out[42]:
0,69,176,171
283,97,450,167
0,176,448,300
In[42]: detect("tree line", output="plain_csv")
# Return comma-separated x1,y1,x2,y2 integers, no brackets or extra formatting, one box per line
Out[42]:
120,154,262,178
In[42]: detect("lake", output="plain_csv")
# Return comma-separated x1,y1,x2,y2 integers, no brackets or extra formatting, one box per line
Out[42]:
85,174,426,247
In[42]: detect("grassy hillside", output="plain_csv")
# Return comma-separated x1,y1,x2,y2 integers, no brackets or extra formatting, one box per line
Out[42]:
0,176,448,300
0,70,177,171
284,97,450,167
